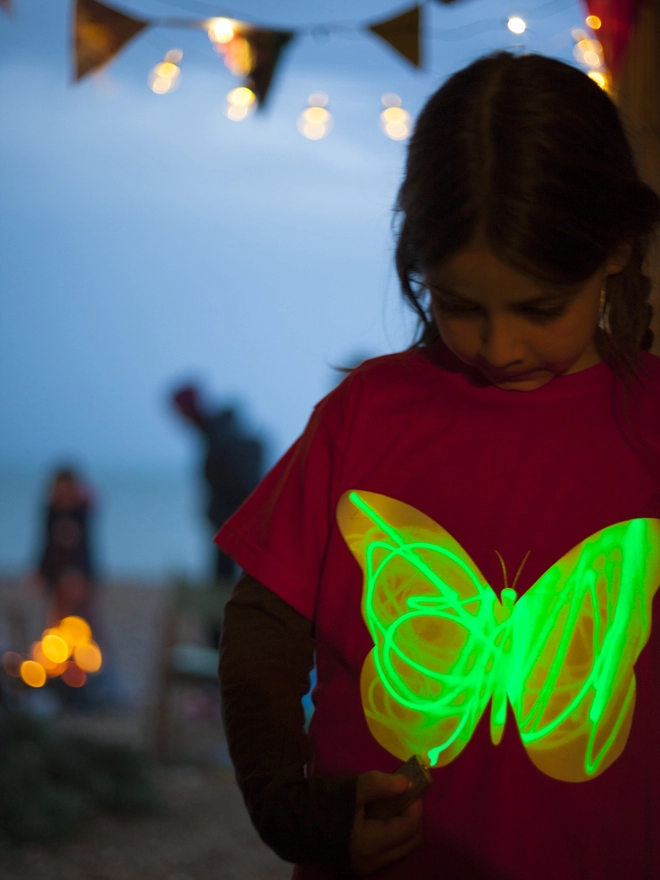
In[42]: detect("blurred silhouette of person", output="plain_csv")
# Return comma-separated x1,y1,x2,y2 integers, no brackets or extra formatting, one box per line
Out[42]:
171,384,263,584
30,466,125,708
35,467,97,627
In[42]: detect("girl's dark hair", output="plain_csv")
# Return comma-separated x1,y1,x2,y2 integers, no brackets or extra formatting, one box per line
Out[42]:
395,51,660,374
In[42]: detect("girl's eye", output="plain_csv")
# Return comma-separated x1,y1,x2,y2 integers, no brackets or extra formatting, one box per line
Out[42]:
521,305,567,324
431,290,568,323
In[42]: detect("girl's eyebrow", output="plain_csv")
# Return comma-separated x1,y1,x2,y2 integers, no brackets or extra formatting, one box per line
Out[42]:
428,283,579,306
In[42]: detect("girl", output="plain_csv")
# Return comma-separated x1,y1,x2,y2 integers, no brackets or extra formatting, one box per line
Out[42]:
217,51,660,879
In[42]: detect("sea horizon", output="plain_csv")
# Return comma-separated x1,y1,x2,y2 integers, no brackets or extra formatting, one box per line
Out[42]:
0,462,214,586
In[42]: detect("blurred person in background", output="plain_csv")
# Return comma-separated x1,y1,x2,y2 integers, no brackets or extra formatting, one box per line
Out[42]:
171,384,263,643
27,467,125,709
34,466,97,627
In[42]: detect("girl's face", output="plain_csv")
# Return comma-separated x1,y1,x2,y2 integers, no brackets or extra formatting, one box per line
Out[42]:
425,246,627,391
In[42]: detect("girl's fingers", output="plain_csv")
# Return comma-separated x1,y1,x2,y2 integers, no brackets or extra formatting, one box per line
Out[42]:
355,770,409,807
355,802,423,855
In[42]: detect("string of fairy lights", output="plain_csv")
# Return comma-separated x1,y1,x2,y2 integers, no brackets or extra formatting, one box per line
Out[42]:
144,11,608,140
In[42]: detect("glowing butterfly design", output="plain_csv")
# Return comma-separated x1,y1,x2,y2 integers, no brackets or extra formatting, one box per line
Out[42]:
337,490,660,782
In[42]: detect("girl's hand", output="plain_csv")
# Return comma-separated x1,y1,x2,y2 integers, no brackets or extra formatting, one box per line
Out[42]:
349,770,423,875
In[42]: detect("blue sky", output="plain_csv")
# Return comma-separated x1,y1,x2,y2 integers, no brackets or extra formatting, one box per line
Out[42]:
0,0,586,470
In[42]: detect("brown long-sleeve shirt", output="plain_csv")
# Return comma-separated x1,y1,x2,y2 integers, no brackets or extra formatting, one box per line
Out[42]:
219,573,358,874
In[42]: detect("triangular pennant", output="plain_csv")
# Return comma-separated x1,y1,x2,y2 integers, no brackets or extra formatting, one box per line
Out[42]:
584,0,644,77
369,5,421,69
244,28,294,109
74,0,148,81
0,0,12,13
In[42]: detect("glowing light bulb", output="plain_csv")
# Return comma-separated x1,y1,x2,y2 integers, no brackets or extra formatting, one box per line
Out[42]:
588,70,607,89
304,106,330,125
298,96,333,140
164,49,183,64
571,28,587,41
227,105,248,121
381,107,407,124
507,17,526,34
148,57,181,95
20,660,46,688
225,87,256,120
585,14,601,29
380,101,411,141
208,17,235,44
227,86,256,107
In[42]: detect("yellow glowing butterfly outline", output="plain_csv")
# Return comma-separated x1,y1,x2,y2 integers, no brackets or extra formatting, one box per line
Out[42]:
337,490,660,782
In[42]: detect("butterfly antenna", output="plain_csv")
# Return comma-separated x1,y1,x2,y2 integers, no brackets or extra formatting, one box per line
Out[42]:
494,549,508,592
510,550,531,594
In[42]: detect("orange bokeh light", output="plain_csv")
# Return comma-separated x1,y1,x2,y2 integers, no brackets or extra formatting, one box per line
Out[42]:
31,640,63,672
2,651,23,676
61,662,87,688
42,632,70,664
20,660,47,688
74,642,102,673
58,616,91,647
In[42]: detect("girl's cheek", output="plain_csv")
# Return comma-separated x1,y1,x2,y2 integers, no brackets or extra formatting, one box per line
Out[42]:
436,317,479,359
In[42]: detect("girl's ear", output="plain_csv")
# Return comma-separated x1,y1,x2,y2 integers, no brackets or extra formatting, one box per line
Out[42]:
605,240,633,275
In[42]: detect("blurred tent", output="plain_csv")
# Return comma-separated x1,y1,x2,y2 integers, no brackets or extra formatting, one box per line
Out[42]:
611,0,660,347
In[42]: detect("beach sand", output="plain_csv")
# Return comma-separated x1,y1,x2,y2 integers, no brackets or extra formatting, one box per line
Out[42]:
0,577,292,880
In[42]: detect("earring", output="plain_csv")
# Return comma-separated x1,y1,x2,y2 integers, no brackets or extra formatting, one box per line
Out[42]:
598,283,610,333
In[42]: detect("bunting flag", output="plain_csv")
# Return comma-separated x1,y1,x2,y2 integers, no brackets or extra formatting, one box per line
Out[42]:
0,0,12,11
244,29,294,108
74,0,148,81
583,0,643,76
369,6,422,69
71,0,422,99
212,23,294,109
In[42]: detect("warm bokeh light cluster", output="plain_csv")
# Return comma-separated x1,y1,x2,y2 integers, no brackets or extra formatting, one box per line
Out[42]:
2,616,102,690
139,12,610,126
207,17,254,79
572,17,609,90
574,37,604,68
148,49,183,95
226,85,257,121
380,93,410,141
298,93,333,140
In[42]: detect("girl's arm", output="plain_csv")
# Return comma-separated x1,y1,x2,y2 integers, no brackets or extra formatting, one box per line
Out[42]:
219,573,358,872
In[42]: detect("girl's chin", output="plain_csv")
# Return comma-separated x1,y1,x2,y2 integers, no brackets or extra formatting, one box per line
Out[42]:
489,374,554,391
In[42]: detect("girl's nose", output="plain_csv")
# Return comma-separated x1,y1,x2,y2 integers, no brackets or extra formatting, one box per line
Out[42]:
479,316,525,369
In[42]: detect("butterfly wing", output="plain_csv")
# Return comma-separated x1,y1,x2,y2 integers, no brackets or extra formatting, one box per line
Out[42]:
337,490,502,768
508,518,660,782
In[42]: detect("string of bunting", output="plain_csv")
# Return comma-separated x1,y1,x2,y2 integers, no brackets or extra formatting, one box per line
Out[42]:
1,0,655,133
74,0,428,109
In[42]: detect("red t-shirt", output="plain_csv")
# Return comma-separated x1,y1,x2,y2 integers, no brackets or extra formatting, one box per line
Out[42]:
216,341,660,880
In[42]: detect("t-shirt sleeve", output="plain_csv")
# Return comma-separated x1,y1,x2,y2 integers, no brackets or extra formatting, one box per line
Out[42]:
214,398,342,621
